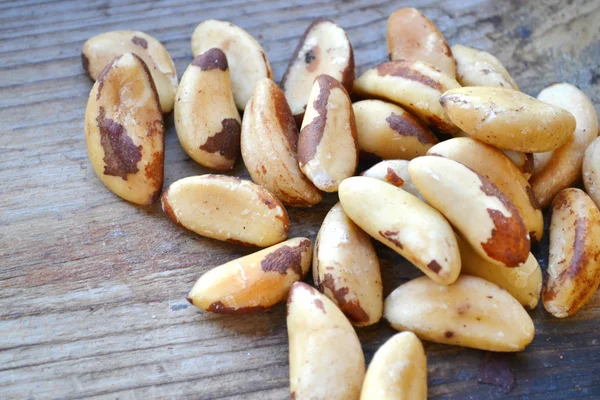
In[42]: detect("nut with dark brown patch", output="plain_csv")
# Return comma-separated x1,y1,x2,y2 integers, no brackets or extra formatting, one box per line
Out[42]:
452,44,519,89
361,159,423,199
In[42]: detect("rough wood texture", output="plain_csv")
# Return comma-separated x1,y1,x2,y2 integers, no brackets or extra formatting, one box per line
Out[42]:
1,0,600,399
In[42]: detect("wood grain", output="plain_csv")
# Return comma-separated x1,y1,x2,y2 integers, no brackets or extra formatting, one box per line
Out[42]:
1,0,600,398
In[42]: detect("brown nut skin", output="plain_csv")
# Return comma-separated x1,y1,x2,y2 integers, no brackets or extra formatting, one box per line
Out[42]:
241,78,322,206
543,188,600,318
281,18,354,125
82,30,178,113
84,53,164,205
387,7,456,78
531,83,599,208
353,100,438,160
361,160,423,200
187,238,311,313
174,49,241,170
502,150,534,180
451,44,519,89
298,75,358,192
584,137,600,208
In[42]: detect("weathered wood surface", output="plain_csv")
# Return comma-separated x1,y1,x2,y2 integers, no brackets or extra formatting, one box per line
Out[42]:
1,0,600,398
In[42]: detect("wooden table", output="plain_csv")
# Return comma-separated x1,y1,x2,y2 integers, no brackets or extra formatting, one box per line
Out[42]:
2,0,599,398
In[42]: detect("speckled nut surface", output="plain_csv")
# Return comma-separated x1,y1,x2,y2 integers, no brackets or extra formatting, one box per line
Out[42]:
353,100,438,160
191,20,273,110
501,150,534,180
161,175,289,247
298,75,358,192
428,137,543,242
287,282,365,400
353,60,461,134
360,332,427,400
241,78,322,206
361,160,422,199
440,87,576,152
543,188,600,318
384,275,535,352
82,31,178,113
187,237,311,313
451,44,519,89
338,177,460,285
281,18,354,124
313,203,382,327
583,137,600,208
387,7,455,78
530,83,599,208
409,156,530,267
174,49,241,170
84,53,164,205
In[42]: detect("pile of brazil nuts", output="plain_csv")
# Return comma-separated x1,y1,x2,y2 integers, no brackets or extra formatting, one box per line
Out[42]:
81,8,600,399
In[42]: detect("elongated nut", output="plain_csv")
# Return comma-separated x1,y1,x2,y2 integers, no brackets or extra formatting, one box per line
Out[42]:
543,188,600,318
451,44,519,89
339,177,460,285
161,175,289,247
387,7,455,78
584,137,600,208
409,156,530,267
241,78,322,206
82,31,177,113
298,75,358,192
281,18,354,124
354,60,461,134
501,150,534,180
457,235,542,309
428,138,543,242
530,83,599,208
353,100,438,160
191,20,273,110
313,203,382,326
174,49,241,170
440,87,576,152
360,332,427,400
288,282,365,400
361,160,422,199
188,238,311,313
84,53,164,205
384,275,535,351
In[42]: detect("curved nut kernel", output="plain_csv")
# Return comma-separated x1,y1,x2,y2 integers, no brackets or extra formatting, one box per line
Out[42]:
440,87,576,152
360,332,427,400
354,60,461,134
387,7,456,78
191,20,273,110
161,175,289,247
428,138,543,242
584,137,600,208
338,177,460,285
187,237,311,313
384,275,535,351
281,18,355,124
543,188,600,318
353,100,438,160
82,31,177,113
531,83,599,208
409,156,530,267
298,75,358,192
361,160,423,200
502,150,534,180
84,53,164,205
313,203,382,326
174,49,241,170
287,282,365,400
451,44,519,89
241,78,322,206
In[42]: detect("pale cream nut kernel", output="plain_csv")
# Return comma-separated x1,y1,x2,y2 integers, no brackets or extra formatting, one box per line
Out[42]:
452,44,519,89
361,160,423,200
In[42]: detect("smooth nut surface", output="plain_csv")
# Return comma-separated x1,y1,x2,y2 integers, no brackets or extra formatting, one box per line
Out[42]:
384,275,535,351
440,87,576,152
191,20,273,110
452,44,518,89
161,175,289,247
287,282,365,400
174,48,241,170
339,177,460,285
353,100,438,160
82,30,178,113
409,156,530,267
502,150,534,179
361,160,422,199
84,53,164,205
187,237,311,313
313,203,382,326
543,188,600,318
583,137,600,208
